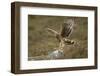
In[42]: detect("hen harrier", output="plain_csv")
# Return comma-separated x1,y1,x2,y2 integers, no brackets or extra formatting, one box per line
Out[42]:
47,19,75,51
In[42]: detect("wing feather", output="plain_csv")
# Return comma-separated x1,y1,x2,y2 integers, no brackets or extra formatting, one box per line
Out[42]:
61,20,73,38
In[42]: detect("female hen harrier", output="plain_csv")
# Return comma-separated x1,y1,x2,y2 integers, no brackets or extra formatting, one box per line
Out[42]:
47,19,74,51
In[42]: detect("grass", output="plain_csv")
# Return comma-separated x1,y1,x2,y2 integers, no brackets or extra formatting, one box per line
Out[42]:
28,15,88,60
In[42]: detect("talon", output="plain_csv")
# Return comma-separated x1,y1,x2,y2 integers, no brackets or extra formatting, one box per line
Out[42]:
64,39,74,45
71,40,74,44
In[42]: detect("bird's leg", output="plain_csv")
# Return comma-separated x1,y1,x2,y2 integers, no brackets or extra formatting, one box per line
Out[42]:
58,40,65,52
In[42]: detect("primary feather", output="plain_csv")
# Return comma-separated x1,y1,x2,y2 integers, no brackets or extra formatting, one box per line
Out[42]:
61,19,74,38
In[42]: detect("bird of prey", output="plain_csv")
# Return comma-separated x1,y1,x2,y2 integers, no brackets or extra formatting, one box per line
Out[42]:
47,19,74,51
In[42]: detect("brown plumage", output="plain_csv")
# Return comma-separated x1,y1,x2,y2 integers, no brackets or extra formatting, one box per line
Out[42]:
47,19,74,50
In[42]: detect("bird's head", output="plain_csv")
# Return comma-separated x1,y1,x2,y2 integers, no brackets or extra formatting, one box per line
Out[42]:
64,19,74,27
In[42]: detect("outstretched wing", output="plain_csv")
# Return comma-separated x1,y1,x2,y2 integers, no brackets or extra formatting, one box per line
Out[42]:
46,28,59,36
61,20,74,38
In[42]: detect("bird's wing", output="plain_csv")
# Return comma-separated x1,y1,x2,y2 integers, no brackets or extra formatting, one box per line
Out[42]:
61,21,73,38
46,28,59,36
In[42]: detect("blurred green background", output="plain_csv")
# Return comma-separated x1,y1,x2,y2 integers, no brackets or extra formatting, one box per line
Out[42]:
28,15,88,60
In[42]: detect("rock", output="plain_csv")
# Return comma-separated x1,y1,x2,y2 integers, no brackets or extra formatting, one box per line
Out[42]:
48,50,64,59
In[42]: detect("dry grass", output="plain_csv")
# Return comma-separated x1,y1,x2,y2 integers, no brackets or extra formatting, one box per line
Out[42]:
28,15,88,60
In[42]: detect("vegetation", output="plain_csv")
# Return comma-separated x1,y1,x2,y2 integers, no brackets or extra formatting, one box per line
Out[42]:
28,15,88,60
